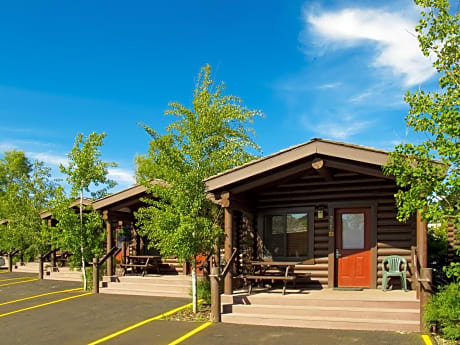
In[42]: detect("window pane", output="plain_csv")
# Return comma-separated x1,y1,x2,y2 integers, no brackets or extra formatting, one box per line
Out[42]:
272,216,284,234
286,213,308,233
287,213,308,257
342,213,364,249
264,215,285,257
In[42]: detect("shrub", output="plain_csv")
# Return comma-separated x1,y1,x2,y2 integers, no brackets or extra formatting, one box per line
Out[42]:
84,262,106,291
190,278,211,304
424,283,460,340
427,224,449,287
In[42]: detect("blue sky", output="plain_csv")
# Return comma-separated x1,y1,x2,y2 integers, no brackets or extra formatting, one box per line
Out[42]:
0,1,440,192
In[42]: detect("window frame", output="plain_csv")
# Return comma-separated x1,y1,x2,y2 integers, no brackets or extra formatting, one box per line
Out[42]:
257,207,315,261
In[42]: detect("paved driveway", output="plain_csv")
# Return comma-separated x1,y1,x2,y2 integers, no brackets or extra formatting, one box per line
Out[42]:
0,272,427,345
180,323,425,345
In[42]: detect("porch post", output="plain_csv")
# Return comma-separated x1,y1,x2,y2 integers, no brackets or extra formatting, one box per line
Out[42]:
119,220,126,264
416,211,427,269
103,210,112,276
224,206,233,295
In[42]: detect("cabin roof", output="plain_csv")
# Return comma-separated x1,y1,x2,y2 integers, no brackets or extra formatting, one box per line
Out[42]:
92,179,164,210
204,138,390,192
40,179,164,219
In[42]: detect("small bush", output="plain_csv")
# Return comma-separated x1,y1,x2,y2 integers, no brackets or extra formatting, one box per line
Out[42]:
427,224,449,286
190,279,211,304
424,283,460,340
84,262,106,291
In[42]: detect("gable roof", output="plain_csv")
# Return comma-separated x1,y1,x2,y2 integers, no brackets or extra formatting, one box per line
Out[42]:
204,138,390,192
40,179,164,219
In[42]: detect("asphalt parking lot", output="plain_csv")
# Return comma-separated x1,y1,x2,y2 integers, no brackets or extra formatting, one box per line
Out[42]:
0,271,426,345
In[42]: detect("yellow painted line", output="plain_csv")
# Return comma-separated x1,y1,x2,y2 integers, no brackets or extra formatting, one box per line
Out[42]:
168,321,212,345
87,302,197,345
0,278,38,287
0,287,82,307
0,292,91,318
421,334,433,345
0,271,10,274
0,276,36,282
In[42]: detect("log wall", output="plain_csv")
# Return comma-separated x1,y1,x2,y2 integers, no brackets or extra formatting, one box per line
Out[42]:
235,167,416,289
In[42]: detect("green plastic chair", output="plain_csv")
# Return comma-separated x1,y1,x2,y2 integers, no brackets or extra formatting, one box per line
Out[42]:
382,255,408,292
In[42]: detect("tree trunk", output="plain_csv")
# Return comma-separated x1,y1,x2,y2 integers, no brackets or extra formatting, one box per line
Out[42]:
192,258,197,313
80,189,87,291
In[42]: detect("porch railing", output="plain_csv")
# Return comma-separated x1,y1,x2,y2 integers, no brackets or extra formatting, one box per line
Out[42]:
411,247,433,331
92,246,121,293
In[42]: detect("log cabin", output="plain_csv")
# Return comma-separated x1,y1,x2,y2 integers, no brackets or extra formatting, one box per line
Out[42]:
204,138,427,291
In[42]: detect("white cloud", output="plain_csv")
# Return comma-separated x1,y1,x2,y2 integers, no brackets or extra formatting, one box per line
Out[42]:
303,6,435,86
28,152,69,166
350,90,373,103
302,113,375,140
108,168,135,185
318,82,341,89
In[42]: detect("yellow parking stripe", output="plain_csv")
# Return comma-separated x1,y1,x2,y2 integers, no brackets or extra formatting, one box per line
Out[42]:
0,271,9,274
0,278,38,287
87,302,196,345
0,287,82,307
0,292,91,318
0,276,36,282
421,334,433,345
168,322,212,345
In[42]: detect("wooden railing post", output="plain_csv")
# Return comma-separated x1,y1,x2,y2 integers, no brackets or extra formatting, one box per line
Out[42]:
38,255,44,280
52,250,57,268
7,252,12,272
419,267,433,331
92,258,99,294
210,264,221,322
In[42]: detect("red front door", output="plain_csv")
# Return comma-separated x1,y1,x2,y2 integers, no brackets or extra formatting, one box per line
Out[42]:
335,208,371,287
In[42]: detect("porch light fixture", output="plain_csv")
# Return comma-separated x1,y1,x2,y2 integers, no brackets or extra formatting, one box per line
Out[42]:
317,208,324,219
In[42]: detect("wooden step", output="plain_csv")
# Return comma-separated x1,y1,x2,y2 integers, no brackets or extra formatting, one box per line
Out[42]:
226,304,419,321
102,281,190,293
100,286,190,298
221,312,420,332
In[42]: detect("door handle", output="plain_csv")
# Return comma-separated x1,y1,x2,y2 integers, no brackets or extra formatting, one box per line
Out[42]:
335,249,342,258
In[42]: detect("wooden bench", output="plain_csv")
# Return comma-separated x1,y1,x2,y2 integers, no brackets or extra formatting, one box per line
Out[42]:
244,275,296,295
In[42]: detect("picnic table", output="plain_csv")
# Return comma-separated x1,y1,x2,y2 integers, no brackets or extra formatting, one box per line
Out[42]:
120,255,162,276
55,252,73,267
244,261,300,295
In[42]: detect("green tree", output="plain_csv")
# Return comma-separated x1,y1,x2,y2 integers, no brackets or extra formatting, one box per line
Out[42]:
0,150,32,196
384,1,459,339
384,0,459,226
58,132,117,290
136,64,262,312
0,152,57,264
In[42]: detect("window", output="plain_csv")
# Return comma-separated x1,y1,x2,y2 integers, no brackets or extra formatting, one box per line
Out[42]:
261,209,313,259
